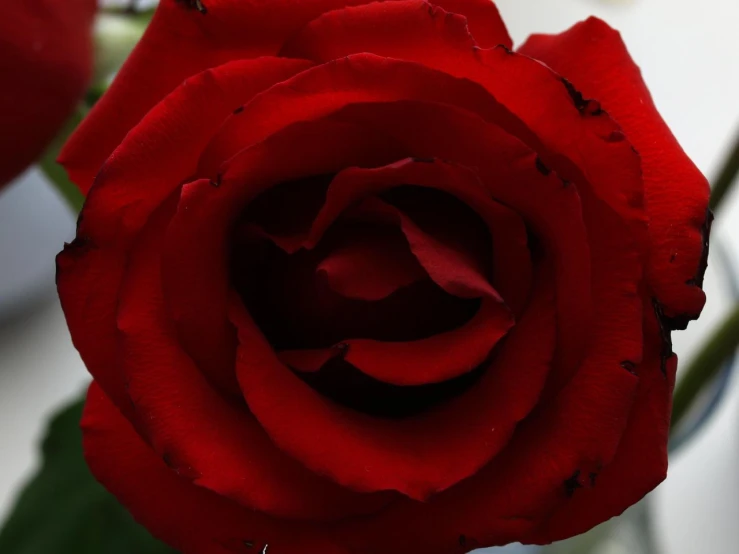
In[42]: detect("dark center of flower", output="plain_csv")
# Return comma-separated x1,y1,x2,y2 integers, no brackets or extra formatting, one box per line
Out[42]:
230,175,513,418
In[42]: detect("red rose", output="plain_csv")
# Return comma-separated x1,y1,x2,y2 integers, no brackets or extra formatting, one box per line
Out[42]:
0,0,96,188
57,1,711,552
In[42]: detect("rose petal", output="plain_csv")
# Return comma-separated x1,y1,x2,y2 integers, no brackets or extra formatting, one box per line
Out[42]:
57,244,135,419
282,1,477,62
519,17,710,323
281,297,510,386
195,53,512,177
58,57,314,408
75,57,312,249
316,226,428,301
82,382,351,554
347,196,499,300
525,299,674,542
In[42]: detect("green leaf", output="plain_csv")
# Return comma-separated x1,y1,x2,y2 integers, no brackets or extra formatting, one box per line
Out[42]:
0,396,177,554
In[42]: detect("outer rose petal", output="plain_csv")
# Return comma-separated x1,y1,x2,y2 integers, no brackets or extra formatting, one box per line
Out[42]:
525,301,675,543
82,383,350,554
519,17,710,322
59,0,510,192
0,0,95,186
57,57,313,412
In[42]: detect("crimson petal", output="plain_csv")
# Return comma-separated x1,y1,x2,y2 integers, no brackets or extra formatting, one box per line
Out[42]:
82,383,351,554
316,227,428,301
58,57,315,409
525,300,674,542
519,17,709,322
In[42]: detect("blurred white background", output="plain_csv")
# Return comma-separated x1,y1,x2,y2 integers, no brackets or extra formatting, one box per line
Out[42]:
0,0,738,552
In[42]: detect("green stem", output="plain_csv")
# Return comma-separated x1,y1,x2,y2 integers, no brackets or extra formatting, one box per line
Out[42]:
710,129,739,212
671,302,739,432
38,105,88,213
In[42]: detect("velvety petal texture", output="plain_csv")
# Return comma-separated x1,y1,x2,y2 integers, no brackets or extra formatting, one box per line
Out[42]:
57,1,709,553
0,0,96,187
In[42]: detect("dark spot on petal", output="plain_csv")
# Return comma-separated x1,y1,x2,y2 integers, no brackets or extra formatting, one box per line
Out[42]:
459,535,467,547
233,105,245,114
564,469,583,497
176,0,208,14
620,360,637,375
589,472,598,487
412,157,436,164
630,145,640,156
560,78,585,109
560,78,603,116
670,252,677,263
561,178,571,188
535,156,551,176
210,173,223,188
162,452,175,468
590,105,605,116
606,130,626,142
652,298,675,376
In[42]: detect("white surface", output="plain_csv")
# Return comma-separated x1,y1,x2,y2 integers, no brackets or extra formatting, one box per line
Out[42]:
0,0,739,550
0,171,85,524
0,168,76,319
